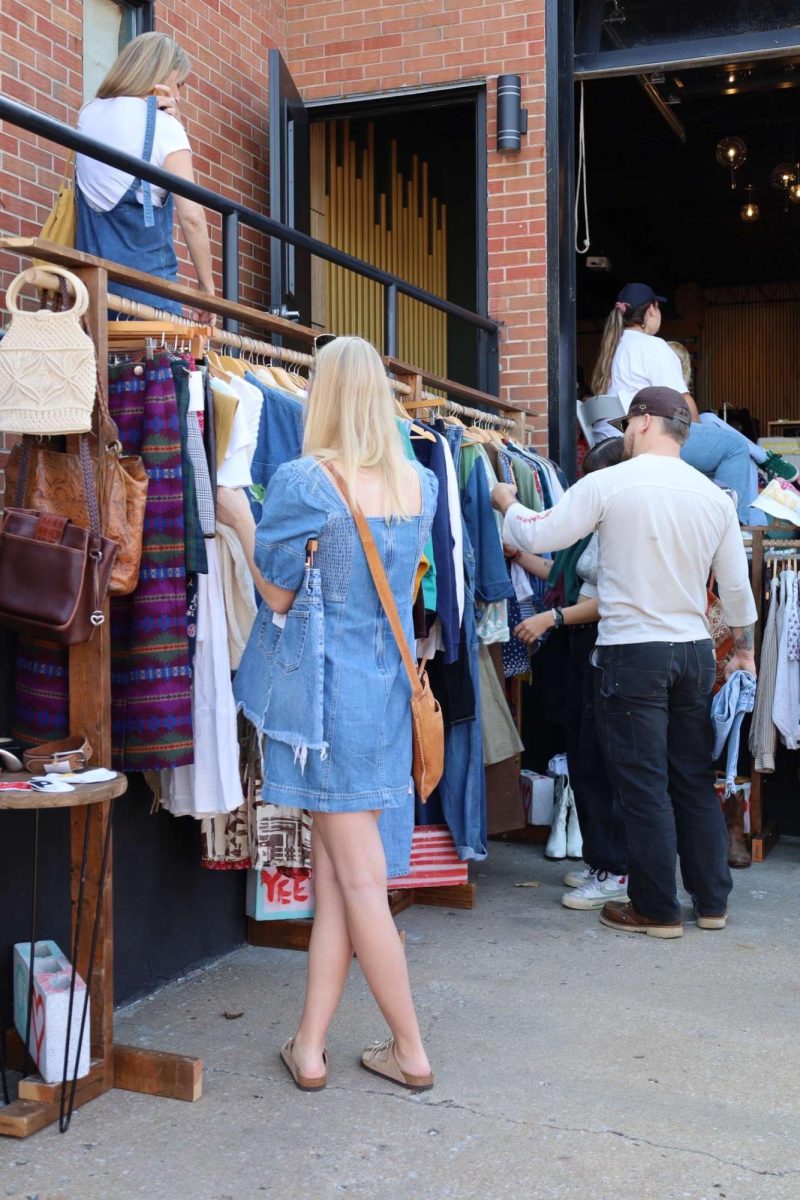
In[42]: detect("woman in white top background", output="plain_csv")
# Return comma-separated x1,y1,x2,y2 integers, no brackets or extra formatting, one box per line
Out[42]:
76,32,216,323
589,282,796,525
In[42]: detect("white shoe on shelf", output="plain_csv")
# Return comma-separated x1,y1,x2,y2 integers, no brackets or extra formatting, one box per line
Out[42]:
545,778,569,859
565,790,583,860
562,870,629,910
563,864,591,888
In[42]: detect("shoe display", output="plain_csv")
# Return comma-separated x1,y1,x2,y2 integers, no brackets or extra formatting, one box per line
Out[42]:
763,451,799,483
563,864,591,888
545,777,569,859
562,870,629,910
599,900,683,939
565,791,583,860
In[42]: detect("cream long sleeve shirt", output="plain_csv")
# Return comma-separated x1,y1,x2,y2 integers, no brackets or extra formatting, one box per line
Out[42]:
503,453,757,646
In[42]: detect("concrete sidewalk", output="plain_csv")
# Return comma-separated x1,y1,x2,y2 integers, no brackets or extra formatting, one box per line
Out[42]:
3,840,799,1200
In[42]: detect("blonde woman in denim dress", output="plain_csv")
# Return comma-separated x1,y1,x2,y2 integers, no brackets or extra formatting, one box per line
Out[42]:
222,337,437,1092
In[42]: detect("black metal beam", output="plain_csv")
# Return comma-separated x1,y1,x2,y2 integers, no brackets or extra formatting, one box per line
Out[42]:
575,27,800,81
0,94,498,336
545,0,577,480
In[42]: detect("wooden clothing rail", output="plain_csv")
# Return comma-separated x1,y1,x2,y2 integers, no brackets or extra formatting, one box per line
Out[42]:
744,526,800,861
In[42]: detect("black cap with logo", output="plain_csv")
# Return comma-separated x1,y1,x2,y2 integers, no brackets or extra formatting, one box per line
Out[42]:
609,386,691,430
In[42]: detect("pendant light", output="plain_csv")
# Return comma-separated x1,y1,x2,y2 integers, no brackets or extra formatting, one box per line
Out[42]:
740,185,759,222
716,136,747,189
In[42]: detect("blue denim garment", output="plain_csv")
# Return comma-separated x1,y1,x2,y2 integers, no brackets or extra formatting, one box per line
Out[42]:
76,96,181,315
238,456,437,814
711,669,756,796
436,420,464,473
247,375,305,506
459,448,515,604
379,787,416,878
433,528,488,860
235,565,328,770
682,420,767,526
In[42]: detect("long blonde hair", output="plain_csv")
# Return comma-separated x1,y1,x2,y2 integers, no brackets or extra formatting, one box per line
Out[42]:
304,336,415,519
667,340,692,390
590,299,652,395
96,32,190,100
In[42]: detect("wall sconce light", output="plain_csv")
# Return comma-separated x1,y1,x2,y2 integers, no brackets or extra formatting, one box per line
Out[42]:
497,75,528,153
715,136,747,188
740,185,759,222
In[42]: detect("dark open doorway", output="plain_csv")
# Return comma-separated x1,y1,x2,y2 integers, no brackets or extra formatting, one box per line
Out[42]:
307,85,488,390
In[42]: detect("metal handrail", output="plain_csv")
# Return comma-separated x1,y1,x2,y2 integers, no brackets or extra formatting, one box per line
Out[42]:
0,94,500,369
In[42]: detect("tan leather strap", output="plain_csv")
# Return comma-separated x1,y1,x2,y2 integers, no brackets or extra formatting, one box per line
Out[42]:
326,465,423,701
23,735,92,774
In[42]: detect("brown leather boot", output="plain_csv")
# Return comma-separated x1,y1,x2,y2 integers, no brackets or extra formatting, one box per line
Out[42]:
726,790,751,869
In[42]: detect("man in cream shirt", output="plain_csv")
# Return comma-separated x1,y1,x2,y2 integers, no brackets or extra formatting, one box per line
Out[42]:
493,387,757,939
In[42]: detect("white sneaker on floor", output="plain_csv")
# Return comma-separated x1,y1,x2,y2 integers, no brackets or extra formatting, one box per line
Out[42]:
562,870,629,910
563,864,591,888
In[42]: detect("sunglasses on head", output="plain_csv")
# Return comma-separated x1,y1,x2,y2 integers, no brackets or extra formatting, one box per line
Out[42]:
313,334,338,351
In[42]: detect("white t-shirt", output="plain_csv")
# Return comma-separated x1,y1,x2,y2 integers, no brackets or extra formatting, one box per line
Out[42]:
610,329,687,411
76,97,191,211
503,453,757,646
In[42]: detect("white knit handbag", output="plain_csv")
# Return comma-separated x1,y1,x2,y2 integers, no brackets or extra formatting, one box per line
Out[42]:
0,266,96,435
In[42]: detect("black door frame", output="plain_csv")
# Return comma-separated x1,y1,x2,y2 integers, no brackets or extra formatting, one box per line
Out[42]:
306,83,494,393
546,0,800,479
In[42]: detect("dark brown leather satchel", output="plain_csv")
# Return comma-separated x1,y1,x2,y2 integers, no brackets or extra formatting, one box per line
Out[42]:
327,466,444,801
0,434,118,644
4,367,147,595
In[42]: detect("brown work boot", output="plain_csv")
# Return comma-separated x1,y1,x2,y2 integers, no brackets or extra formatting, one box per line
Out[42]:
600,900,683,939
726,790,751,869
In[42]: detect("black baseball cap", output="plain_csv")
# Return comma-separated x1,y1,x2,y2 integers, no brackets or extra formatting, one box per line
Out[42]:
616,282,667,310
609,386,691,430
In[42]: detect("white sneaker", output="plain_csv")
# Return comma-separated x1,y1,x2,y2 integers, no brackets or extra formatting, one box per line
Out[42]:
563,864,591,888
562,870,629,910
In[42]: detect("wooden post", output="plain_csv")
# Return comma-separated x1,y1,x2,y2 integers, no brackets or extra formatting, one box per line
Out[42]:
67,265,114,1063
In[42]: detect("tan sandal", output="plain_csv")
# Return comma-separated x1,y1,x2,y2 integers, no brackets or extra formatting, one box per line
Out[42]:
280,1038,328,1091
360,1037,433,1091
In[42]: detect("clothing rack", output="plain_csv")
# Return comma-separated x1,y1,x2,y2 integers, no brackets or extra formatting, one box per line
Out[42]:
743,526,800,860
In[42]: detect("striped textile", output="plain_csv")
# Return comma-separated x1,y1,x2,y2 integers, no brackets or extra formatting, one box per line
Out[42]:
387,825,468,890
108,354,193,770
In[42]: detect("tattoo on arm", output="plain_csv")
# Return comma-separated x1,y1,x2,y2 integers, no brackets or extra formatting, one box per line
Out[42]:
731,625,755,652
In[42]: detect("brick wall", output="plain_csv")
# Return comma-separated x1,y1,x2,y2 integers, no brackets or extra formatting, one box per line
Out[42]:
286,0,549,427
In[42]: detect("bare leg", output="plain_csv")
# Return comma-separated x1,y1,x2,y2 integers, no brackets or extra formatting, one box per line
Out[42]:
291,823,353,1078
314,810,431,1078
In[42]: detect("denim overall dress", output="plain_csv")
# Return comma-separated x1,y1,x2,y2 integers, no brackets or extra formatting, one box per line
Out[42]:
76,94,182,314
234,456,437,813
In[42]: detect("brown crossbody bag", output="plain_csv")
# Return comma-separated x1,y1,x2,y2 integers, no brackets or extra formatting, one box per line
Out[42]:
327,466,444,801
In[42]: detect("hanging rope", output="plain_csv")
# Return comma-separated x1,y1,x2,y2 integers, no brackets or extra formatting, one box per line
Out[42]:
575,81,591,255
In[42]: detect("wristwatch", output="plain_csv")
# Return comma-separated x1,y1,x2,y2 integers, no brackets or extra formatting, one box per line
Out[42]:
551,607,564,628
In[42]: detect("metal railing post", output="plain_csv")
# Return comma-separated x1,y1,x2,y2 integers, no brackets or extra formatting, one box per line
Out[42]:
221,211,240,337
383,283,398,357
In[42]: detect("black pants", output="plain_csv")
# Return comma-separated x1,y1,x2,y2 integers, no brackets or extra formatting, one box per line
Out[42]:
594,640,732,922
564,625,628,876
